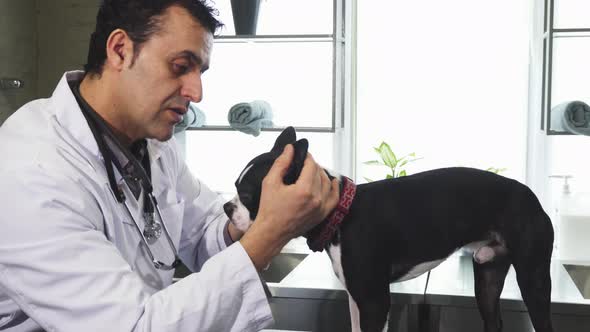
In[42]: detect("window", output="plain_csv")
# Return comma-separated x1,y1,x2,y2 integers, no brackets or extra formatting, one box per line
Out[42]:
541,0,590,261
182,0,351,195
542,0,590,197
356,0,530,184
542,0,590,134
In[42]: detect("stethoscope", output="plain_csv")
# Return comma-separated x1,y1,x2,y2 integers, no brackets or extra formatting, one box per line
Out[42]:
73,83,181,270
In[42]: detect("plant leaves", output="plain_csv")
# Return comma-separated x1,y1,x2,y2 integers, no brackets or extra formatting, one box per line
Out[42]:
378,142,397,169
486,167,507,174
365,141,422,181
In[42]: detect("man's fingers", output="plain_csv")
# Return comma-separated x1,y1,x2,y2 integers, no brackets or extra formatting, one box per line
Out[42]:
265,144,294,184
297,152,319,185
319,170,333,198
331,178,340,201
325,178,340,213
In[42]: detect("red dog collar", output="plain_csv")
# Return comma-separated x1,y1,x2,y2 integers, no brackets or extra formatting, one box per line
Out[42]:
307,176,356,252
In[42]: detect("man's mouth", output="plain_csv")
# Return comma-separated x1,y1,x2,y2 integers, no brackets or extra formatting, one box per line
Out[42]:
168,107,187,123
170,107,187,115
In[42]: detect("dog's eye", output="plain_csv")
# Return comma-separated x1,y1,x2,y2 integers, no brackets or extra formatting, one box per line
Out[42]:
239,193,251,203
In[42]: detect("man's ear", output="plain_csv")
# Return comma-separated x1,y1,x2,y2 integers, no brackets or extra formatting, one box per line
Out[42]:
105,29,133,71
283,138,309,185
271,126,296,154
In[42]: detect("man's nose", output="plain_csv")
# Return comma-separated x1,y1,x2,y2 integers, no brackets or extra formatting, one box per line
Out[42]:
180,71,203,103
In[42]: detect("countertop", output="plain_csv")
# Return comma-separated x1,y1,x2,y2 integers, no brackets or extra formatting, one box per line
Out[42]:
267,241,590,315
425,255,590,315
268,251,428,304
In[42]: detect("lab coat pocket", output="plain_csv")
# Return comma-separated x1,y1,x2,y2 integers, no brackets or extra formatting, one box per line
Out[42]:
100,183,144,267
157,199,185,248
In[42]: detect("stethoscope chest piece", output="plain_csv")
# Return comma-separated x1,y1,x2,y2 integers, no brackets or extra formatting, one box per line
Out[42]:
143,212,162,243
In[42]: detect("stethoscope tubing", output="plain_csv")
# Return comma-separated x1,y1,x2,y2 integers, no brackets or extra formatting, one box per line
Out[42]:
118,188,180,270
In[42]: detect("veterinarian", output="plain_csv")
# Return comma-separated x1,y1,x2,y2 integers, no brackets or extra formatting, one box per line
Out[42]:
0,0,339,331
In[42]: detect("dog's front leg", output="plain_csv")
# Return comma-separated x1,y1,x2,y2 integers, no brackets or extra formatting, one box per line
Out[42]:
347,290,391,332
347,292,361,332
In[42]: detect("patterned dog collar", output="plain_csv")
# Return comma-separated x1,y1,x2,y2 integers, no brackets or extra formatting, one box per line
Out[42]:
307,176,356,252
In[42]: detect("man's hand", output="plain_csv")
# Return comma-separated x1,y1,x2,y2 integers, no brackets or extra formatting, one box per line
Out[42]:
240,144,340,270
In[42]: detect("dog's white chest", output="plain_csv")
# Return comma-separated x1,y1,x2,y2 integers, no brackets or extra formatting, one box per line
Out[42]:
327,244,346,287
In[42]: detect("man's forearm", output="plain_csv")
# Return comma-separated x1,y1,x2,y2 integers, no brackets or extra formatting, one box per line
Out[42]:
239,219,290,271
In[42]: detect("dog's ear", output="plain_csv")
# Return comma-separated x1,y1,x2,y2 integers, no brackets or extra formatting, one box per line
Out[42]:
283,138,309,185
271,126,296,153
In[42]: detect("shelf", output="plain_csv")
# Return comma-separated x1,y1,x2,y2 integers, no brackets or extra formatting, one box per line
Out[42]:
214,34,334,43
185,125,335,133
553,30,590,39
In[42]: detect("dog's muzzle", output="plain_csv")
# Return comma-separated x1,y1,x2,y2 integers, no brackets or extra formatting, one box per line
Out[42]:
223,202,235,219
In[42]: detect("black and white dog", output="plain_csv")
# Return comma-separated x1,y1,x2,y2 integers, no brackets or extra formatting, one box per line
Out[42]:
223,127,554,332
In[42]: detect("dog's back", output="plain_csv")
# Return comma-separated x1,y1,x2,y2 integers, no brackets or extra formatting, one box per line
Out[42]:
339,167,546,259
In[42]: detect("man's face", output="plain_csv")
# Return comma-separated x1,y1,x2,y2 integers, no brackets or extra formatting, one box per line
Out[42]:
117,5,213,142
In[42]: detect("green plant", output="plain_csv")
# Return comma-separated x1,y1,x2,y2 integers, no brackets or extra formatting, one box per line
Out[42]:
363,141,421,182
485,167,507,174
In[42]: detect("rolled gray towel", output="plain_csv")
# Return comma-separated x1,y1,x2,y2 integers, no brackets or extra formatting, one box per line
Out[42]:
174,103,206,134
228,100,274,137
551,101,590,135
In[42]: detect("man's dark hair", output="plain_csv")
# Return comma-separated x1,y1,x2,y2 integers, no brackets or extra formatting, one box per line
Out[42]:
84,0,223,75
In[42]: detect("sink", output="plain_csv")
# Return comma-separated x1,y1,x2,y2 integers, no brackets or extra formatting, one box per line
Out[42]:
564,264,590,299
260,253,309,283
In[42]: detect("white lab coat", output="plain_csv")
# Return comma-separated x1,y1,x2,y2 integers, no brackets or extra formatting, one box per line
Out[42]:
0,72,273,331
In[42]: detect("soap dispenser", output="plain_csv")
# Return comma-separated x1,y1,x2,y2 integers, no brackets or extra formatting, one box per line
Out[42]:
549,175,572,195
549,175,590,262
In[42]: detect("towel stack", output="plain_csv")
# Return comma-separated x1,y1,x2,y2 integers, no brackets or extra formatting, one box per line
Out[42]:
174,103,206,134
551,101,590,136
228,100,274,137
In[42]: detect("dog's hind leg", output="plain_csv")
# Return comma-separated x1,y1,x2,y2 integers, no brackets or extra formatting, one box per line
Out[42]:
473,256,511,332
513,257,554,332
512,216,554,332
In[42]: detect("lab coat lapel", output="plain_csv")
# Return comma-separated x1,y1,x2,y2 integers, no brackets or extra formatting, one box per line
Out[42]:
51,71,101,159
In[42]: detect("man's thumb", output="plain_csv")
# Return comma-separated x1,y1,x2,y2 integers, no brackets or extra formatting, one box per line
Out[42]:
266,144,294,183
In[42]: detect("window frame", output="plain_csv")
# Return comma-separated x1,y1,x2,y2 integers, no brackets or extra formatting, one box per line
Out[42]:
185,0,348,134
542,0,590,135
179,0,357,184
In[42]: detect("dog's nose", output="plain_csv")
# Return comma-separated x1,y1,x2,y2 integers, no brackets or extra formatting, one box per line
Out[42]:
223,202,235,218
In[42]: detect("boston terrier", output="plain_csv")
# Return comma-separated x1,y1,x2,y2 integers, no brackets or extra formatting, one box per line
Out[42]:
223,127,554,332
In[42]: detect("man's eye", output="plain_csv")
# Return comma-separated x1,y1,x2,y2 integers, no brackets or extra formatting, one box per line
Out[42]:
172,63,189,75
